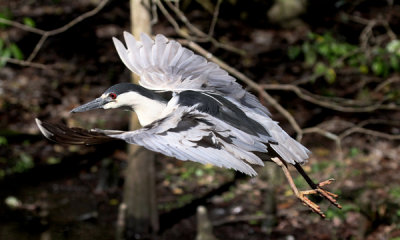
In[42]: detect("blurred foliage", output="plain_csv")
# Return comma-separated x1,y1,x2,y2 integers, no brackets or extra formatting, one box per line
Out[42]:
180,163,217,179
0,8,13,28
325,202,360,220
0,38,25,67
0,152,35,179
288,32,400,83
22,17,36,27
0,8,30,66
0,136,8,146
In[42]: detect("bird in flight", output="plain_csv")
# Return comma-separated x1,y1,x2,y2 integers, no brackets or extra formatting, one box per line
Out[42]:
36,32,341,217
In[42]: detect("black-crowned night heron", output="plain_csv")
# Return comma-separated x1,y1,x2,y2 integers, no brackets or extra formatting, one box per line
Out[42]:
36,32,341,217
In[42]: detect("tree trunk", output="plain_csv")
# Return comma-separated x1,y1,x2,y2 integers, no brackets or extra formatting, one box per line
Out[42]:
121,0,158,239
259,163,282,235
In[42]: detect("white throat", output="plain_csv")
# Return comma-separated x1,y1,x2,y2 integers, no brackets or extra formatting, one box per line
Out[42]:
105,91,167,126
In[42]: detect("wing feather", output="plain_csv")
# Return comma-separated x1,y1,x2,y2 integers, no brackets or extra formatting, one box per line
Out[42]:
109,107,268,176
225,96,310,165
113,32,270,115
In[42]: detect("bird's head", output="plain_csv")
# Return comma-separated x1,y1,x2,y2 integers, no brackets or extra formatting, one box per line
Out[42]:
71,82,164,113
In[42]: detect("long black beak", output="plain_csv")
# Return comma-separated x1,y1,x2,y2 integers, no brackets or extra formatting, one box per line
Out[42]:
71,98,108,113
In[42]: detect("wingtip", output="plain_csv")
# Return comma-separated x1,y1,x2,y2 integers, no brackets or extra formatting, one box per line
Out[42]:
112,36,125,49
35,118,54,139
155,34,168,42
111,36,118,44
140,32,152,41
123,31,135,41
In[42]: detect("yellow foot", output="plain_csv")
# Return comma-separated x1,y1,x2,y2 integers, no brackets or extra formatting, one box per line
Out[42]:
297,178,342,218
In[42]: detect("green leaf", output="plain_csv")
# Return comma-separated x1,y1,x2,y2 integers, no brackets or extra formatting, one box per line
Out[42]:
348,147,360,157
396,209,400,217
307,32,317,40
287,46,301,60
0,47,11,67
23,17,36,28
0,8,13,28
0,38,4,51
47,157,60,165
9,43,24,60
324,68,336,84
390,55,400,71
386,39,400,55
195,169,204,177
359,65,369,74
314,62,327,75
303,42,317,67
0,136,7,146
372,60,384,76
316,43,330,57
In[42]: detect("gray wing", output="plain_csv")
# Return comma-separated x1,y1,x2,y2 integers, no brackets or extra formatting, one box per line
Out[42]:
109,106,271,176
224,96,310,165
36,114,263,176
112,32,270,116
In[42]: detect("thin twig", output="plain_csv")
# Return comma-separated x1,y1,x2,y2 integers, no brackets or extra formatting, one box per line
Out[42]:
155,0,189,38
374,76,400,92
0,57,50,69
27,34,48,62
207,0,222,38
0,18,45,34
164,0,207,38
262,84,400,112
0,0,109,62
151,0,159,25
158,0,245,55
339,123,400,141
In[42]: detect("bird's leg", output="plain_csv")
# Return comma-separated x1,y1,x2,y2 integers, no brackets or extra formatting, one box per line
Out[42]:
270,157,341,218
294,163,342,210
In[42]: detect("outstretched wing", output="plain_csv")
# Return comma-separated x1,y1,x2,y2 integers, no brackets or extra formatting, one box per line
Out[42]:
109,106,270,176
36,103,272,176
112,32,270,116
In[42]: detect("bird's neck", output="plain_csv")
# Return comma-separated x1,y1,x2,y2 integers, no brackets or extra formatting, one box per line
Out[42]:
117,90,167,126
134,96,167,126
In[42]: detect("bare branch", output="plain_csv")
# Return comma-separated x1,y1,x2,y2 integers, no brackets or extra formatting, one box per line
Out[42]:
208,0,222,38
262,83,400,112
0,57,50,69
374,76,400,92
158,0,245,55
164,0,207,38
0,18,45,35
27,34,48,62
0,0,109,63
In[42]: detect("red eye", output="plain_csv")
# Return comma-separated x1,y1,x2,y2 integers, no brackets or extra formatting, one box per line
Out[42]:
109,93,117,99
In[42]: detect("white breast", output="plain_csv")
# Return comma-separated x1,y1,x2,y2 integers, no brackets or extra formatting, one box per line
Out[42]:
112,91,168,126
